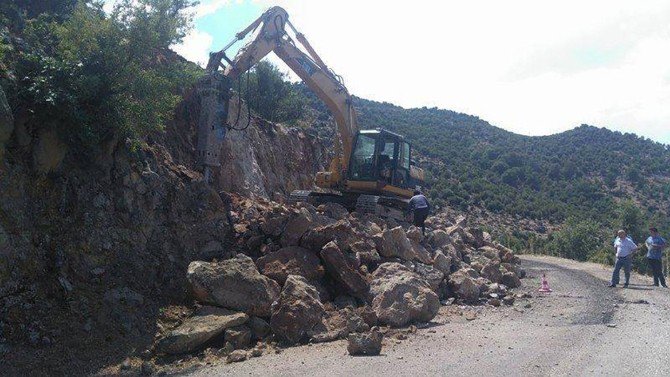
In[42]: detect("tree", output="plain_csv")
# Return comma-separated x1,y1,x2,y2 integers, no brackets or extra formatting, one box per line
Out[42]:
241,61,306,124
6,0,200,153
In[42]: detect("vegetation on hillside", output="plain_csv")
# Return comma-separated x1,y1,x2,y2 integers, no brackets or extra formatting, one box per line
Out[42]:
0,0,201,154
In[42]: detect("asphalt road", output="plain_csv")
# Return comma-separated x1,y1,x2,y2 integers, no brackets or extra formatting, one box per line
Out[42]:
184,255,670,377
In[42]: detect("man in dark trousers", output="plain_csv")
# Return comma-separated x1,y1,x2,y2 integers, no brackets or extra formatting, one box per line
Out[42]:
408,190,430,235
646,227,667,288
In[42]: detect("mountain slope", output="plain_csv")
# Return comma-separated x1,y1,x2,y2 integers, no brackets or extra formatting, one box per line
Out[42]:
347,97,670,222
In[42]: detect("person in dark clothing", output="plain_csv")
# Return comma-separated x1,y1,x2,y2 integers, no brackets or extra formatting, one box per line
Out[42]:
408,190,430,235
646,227,667,288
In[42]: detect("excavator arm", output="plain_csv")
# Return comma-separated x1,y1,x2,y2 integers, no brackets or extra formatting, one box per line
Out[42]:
198,6,357,187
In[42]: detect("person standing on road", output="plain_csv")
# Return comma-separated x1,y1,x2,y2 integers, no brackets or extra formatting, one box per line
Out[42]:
408,190,430,236
609,229,638,288
645,227,667,288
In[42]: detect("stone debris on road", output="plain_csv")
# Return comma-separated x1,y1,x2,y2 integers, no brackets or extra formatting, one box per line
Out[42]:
151,200,526,365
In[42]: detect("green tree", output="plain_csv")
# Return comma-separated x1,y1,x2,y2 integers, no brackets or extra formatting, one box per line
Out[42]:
6,0,200,154
545,218,608,261
241,61,306,124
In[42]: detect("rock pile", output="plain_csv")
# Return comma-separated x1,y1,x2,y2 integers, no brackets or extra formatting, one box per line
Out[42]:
154,201,525,357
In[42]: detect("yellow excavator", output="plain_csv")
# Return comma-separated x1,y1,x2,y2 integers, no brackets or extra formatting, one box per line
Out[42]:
198,6,425,218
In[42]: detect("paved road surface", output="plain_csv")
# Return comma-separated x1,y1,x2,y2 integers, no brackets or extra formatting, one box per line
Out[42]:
184,255,670,377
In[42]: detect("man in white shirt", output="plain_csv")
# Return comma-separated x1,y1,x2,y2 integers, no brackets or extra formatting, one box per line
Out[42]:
608,229,638,288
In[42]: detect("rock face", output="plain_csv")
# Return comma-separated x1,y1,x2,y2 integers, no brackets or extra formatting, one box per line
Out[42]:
32,129,67,174
320,241,369,298
212,95,328,200
347,329,383,356
187,255,280,317
369,263,440,327
255,246,324,285
270,275,326,344
156,307,248,355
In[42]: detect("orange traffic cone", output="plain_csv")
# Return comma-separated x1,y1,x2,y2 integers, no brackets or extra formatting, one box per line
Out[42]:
538,273,552,293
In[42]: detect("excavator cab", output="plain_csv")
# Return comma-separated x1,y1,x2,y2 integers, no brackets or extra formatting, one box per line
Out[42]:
347,129,419,195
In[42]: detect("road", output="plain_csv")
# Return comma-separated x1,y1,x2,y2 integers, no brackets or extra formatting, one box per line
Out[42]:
183,255,670,377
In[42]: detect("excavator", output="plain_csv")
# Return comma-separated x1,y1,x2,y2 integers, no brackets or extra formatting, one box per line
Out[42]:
198,6,425,219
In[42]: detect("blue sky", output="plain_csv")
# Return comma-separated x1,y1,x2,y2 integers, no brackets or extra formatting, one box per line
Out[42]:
109,1,670,145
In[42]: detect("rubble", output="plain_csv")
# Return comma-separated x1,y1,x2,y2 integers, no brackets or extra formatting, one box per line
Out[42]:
155,307,248,355
347,328,384,356
369,263,440,327
160,200,526,359
320,241,369,299
270,275,326,344
255,246,324,285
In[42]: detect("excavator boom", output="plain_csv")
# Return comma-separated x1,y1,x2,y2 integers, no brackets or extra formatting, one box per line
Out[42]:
198,6,425,218
201,7,357,188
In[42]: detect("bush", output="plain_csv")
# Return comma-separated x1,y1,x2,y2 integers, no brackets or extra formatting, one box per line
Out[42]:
4,0,200,154
240,61,307,124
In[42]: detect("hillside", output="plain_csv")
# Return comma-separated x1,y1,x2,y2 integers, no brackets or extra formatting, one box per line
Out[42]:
349,98,670,220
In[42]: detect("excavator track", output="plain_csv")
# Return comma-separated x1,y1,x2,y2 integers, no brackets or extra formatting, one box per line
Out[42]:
289,190,410,222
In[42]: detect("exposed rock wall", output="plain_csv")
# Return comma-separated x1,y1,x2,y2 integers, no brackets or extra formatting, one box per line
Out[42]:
0,82,329,374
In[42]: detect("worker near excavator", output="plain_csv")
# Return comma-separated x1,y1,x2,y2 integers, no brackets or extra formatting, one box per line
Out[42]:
408,190,430,235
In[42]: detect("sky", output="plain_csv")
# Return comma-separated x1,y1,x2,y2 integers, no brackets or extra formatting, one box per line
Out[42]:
110,0,670,144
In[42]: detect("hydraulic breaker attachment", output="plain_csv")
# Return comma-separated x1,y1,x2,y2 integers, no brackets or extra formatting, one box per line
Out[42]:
196,73,233,182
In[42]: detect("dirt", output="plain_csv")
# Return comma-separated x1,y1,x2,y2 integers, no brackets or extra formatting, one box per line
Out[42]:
183,255,670,377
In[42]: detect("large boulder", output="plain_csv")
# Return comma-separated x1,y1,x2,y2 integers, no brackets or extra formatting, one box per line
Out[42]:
187,255,280,317
369,263,440,327
224,325,252,349
316,202,349,220
414,263,445,294
429,229,450,248
374,227,415,261
433,250,452,276
280,207,326,247
480,262,503,284
311,307,369,343
448,270,480,303
300,219,358,252
501,271,522,288
255,246,324,285
478,246,501,261
410,240,433,264
320,241,369,298
156,307,248,355
270,275,326,344
347,329,383,356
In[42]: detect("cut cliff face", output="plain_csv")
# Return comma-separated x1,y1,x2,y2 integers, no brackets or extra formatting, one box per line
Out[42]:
164,85,329,201
0,83,329,375
215,118,327,200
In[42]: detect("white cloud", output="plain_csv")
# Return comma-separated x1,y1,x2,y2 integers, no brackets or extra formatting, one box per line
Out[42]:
169,0,237,67
245,0,670,143
172,29,214,67
192,0,231,18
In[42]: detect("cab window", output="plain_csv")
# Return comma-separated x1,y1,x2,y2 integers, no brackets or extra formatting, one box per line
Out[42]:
349,134,377,180
401,142,410,169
